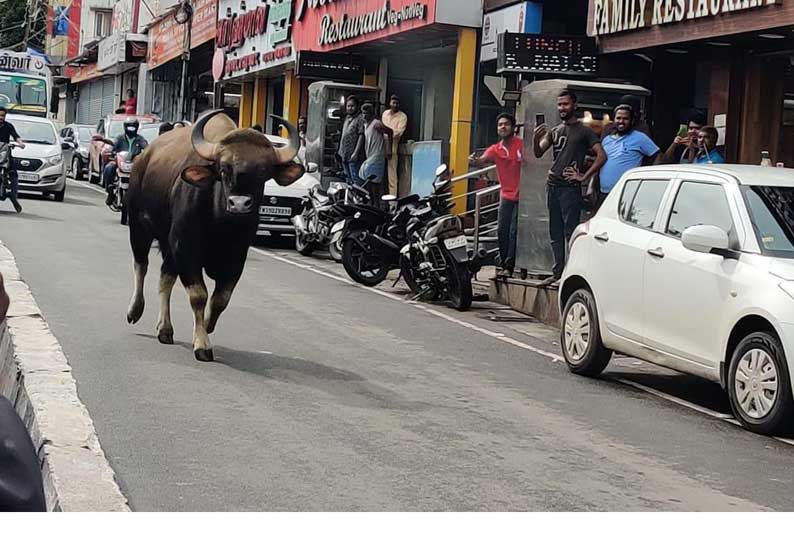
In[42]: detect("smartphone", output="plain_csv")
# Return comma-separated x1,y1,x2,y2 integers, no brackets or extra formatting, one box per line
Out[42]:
677,124,689,138
536,113,545,127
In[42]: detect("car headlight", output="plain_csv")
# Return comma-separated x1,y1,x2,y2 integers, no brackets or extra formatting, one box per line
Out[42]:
779,281,794,301
47,154,63,166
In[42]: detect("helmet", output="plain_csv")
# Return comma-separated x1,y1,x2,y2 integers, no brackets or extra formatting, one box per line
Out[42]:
124,118,140,131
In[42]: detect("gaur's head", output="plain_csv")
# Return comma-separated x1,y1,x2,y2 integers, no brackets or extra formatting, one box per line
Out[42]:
181,110,305,217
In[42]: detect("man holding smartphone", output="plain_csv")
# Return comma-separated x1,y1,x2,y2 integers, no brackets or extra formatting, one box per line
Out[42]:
534,90,606,286
470,113,523,278
657,111,706,164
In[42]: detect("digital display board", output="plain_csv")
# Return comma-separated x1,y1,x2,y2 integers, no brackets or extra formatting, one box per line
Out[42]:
497,33,599,76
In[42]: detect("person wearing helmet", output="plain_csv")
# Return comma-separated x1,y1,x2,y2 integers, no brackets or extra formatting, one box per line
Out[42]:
104,118,148,206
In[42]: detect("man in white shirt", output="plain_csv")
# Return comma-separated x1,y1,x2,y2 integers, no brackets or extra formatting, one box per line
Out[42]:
382,95,408,196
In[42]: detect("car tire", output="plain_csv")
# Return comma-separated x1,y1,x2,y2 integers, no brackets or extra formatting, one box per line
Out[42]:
561,288,612,377
72,157,84,180
728,332,794,436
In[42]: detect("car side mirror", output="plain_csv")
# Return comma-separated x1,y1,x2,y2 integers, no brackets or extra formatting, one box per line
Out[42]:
307,162,319,174
61,141,73,150
435,164,448,177
681,225,730,254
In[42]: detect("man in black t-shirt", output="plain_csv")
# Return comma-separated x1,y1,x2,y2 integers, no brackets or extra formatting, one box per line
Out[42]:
534,90,605,285
0,107,27,213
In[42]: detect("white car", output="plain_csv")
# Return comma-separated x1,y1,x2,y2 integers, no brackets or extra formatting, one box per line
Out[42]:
559,164,794,436
8,114,69,201
258,134,320,237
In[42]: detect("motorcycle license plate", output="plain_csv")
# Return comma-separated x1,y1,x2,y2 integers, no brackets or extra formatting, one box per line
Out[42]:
444,236,467,250
17,172,37,182
331,221,346,234
260,206,292,217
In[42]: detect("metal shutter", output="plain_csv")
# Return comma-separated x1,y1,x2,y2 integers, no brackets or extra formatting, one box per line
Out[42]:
77,79,103,125
101,77,116,117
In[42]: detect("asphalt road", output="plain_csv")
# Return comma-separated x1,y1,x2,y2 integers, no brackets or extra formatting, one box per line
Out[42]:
3,180,794,511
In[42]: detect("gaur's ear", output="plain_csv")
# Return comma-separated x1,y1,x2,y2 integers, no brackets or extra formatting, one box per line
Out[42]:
272,163,305,187
181,166,215,188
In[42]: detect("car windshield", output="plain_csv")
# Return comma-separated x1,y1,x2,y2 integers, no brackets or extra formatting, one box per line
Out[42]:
12,118,56,145
742,185,794,259
0,75,47,115
138,125,159,143
78,127,94,140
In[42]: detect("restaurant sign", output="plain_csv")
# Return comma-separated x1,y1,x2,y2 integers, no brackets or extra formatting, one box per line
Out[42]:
215,0,296,80
591,0,780,36
293,0,437,52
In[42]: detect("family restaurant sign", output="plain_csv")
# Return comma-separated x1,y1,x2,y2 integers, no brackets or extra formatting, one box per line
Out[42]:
590,0,780,36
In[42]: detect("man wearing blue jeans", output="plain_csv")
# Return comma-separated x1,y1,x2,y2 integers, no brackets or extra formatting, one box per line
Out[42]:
534,90,606,286
0,107,26,213
338,96,365,186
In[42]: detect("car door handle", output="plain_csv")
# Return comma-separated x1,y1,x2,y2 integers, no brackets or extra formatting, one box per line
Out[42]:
647,247,665,259
594,232,609,242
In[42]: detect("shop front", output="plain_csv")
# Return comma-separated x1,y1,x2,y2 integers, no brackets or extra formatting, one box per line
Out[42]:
213,0,297,130
145,0,217,122
291,0,482,205
588,0,794,166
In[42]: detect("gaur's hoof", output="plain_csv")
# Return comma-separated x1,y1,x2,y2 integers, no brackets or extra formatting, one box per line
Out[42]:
127,302,144,324
195,348,214,362
157,329,174,345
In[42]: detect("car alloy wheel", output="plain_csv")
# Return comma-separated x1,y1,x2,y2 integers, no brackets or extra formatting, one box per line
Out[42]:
564,301,591,363
734,348,778,419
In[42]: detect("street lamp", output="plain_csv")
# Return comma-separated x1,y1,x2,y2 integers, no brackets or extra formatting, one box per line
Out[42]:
174,0,193,121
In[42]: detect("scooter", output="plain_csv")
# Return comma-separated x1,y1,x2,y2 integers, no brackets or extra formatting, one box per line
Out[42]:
0,142,19,203
113,150,133,225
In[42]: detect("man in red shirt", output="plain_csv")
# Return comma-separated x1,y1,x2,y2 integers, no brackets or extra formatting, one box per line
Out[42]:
470,113,523,277
124,89,137,115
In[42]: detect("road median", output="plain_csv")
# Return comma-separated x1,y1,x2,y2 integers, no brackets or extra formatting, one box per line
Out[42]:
0,239,129,512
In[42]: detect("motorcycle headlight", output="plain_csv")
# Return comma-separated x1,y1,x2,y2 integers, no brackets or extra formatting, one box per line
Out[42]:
48,154,63,166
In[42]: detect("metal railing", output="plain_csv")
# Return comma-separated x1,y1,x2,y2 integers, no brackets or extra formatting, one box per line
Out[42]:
442,165,501,259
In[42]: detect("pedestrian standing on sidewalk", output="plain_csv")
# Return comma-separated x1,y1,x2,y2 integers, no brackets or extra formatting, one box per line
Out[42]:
657,110,706,165
597,104,659,210
534,90,606,286
124,89,137,115
0,107,26,213
469,112,523,278
382,95,408,196
339,96,366,186
360,102,393,203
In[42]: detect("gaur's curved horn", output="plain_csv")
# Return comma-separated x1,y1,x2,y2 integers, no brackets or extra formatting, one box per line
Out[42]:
270,115,300,164
191,109,225,161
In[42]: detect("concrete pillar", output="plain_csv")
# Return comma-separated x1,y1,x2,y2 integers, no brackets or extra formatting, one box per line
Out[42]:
282,69,300,137
449,27,477,215
252,77,268,128
238,82,254,129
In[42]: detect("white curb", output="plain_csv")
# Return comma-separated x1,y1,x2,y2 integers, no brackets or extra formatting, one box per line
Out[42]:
0,240,129,512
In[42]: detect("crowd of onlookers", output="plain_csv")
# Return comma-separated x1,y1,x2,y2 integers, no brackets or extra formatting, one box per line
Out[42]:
472,90,726,284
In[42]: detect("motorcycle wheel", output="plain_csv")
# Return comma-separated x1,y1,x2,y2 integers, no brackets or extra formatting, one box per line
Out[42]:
328,237,343,262
399,254,422,295
295,233,315,256
342,237,390,287
446,257,473,312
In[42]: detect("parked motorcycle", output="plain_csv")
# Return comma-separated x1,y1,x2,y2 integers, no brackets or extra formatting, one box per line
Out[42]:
339,167,454,289
293,181,370,261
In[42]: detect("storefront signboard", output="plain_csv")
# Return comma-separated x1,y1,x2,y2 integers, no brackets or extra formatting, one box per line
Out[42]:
148,0,217,70
590,0,780,37
98,33,125,71
497,33,599,75
215,0,296,80
481,2,543,63
293,0,437,52
70,62,100,84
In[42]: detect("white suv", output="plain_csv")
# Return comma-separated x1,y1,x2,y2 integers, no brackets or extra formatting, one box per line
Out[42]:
560,165,794,436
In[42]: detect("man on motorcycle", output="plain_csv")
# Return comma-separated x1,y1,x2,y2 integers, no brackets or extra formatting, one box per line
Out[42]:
104,118,148,206
0,107,27,213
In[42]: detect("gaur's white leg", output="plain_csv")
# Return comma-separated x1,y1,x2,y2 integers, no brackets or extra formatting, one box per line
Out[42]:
156,272,177,344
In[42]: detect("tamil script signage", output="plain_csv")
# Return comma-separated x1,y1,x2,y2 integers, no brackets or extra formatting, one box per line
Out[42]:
590,0,780,36
293,0,437,52
215,0,296,80
148,0,217,70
